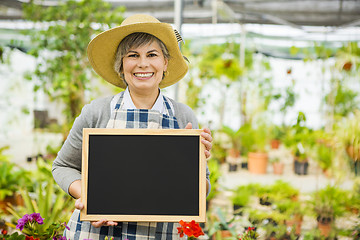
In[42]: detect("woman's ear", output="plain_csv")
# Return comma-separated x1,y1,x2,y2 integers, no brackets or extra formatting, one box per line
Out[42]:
163,58,168,72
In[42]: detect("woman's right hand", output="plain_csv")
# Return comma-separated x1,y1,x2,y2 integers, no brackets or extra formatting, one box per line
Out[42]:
75,198,118,227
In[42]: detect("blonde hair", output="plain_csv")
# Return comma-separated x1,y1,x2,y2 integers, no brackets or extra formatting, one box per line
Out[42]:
114,32,170,84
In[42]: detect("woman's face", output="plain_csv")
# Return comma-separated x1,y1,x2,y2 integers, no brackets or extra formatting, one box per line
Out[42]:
122,40,168,95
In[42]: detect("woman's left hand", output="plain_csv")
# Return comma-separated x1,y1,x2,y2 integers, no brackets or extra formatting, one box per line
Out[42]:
185,123,212,159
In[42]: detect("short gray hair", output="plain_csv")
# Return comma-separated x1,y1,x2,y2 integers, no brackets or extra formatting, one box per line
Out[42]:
114,32,170,84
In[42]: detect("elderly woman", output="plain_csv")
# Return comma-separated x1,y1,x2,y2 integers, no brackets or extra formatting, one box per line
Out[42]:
52,14,212,240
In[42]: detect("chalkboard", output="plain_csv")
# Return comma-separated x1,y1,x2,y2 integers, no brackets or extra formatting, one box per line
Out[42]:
81,128,206,222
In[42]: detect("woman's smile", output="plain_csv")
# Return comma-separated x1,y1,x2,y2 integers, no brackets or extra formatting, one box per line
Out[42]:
133,72,154,79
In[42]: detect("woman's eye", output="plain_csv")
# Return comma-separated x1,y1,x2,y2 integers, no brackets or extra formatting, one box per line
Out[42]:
127,54,138,58
148,53,157,57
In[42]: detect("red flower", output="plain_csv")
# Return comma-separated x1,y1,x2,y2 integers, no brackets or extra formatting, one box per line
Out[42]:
1,230,7,235
25,236,40,240
177,220,204,239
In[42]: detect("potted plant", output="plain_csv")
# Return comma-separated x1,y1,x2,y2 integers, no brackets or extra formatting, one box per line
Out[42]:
221,126,242,171
207,207,236,240
269,125,285,150
269,157,284,175
241,123,271,174
309,185,349,238
283,112,315,175
231,185,253,215
314,142,334,177
6,179,73,231
334,111,360,175
0,148,30,213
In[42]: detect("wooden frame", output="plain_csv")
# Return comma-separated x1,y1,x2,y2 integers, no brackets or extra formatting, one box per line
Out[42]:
81,128,206,222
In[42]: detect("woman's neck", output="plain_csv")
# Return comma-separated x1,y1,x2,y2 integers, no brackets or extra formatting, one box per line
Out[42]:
128,88,159,109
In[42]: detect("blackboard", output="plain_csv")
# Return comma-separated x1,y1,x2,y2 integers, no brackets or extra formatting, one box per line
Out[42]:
81,128,206,222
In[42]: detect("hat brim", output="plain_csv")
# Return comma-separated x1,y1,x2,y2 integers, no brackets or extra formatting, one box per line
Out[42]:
87,22,188,89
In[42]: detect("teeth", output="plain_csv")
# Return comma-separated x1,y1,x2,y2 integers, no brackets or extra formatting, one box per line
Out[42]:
134,73,153,78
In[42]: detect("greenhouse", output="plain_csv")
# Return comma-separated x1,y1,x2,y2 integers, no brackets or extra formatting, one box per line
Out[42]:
0,0,360,239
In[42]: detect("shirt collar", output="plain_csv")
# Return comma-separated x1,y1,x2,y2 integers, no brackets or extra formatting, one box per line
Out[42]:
123,87,165,113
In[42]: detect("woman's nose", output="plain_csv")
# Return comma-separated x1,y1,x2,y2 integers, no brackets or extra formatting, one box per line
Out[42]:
137,56,149,68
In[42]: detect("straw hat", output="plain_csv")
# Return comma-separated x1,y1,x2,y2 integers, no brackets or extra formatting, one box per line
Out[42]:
87,14,188,89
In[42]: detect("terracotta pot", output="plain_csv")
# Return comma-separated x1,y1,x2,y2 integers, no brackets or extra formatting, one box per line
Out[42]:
270,139,281,149
248,152,268,174
285,214,303,235
211,230,232,240
272,162,284,175
0,194,24,214
221,230,232,238
317,221,332,237
228,148,240,158
346,145,360,161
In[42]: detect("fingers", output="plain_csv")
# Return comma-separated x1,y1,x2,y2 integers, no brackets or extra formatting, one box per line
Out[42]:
201,127,212,159
75,198,84,210
91,220,118,228
185,122,192,129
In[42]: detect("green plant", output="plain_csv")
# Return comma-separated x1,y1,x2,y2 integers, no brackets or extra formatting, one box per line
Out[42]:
270,180,299,201
22,0,125,136
270,125,285,141
6,179,73,230
207,207,236,238
269,157,280,164
0,149,30,200
206,158,222,203
335,111,360,161
310,185,349,224
231,186,252,208
315,143,334,172
240,122,270,153
221,125,242,153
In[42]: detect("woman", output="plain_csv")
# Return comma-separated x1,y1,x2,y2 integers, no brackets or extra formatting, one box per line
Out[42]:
52,14,212,240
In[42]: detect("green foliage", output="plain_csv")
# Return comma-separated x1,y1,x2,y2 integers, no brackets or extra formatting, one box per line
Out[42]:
0,232,25,240
206,158,222,201
231,185,252,207
221,125,242,151
325,83,359,117
283,112,315,159
6,179,73,230
240,122,271,153
315,143,334,171
207,207,236,237
22,0,125,127
197,42,252,82
310,185,349,223
0,148,31,200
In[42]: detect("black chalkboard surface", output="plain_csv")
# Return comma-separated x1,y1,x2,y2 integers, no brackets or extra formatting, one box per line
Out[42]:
81,128,206,222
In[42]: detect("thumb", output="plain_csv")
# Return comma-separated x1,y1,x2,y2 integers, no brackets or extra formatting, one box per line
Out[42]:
185,123,192,129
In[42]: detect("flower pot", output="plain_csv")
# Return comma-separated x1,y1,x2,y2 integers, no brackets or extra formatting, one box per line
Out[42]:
211,230,232,240
317,221,332,237
228,163,238,172
294,159,308,175
248,152,268,174
346,145,360,161
0,193,24,214
270,139,281,149
272,162,284,175
233,204,243,215
285,214,303,235
228,148,240,158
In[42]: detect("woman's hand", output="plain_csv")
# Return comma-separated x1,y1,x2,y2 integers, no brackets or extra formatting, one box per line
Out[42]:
185,123,212,159
75,198,118,228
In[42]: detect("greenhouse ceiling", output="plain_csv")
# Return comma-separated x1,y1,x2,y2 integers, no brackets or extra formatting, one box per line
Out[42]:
0,0,360,28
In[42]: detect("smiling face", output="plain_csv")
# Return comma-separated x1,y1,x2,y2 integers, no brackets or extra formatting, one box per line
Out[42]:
122,40,168,96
